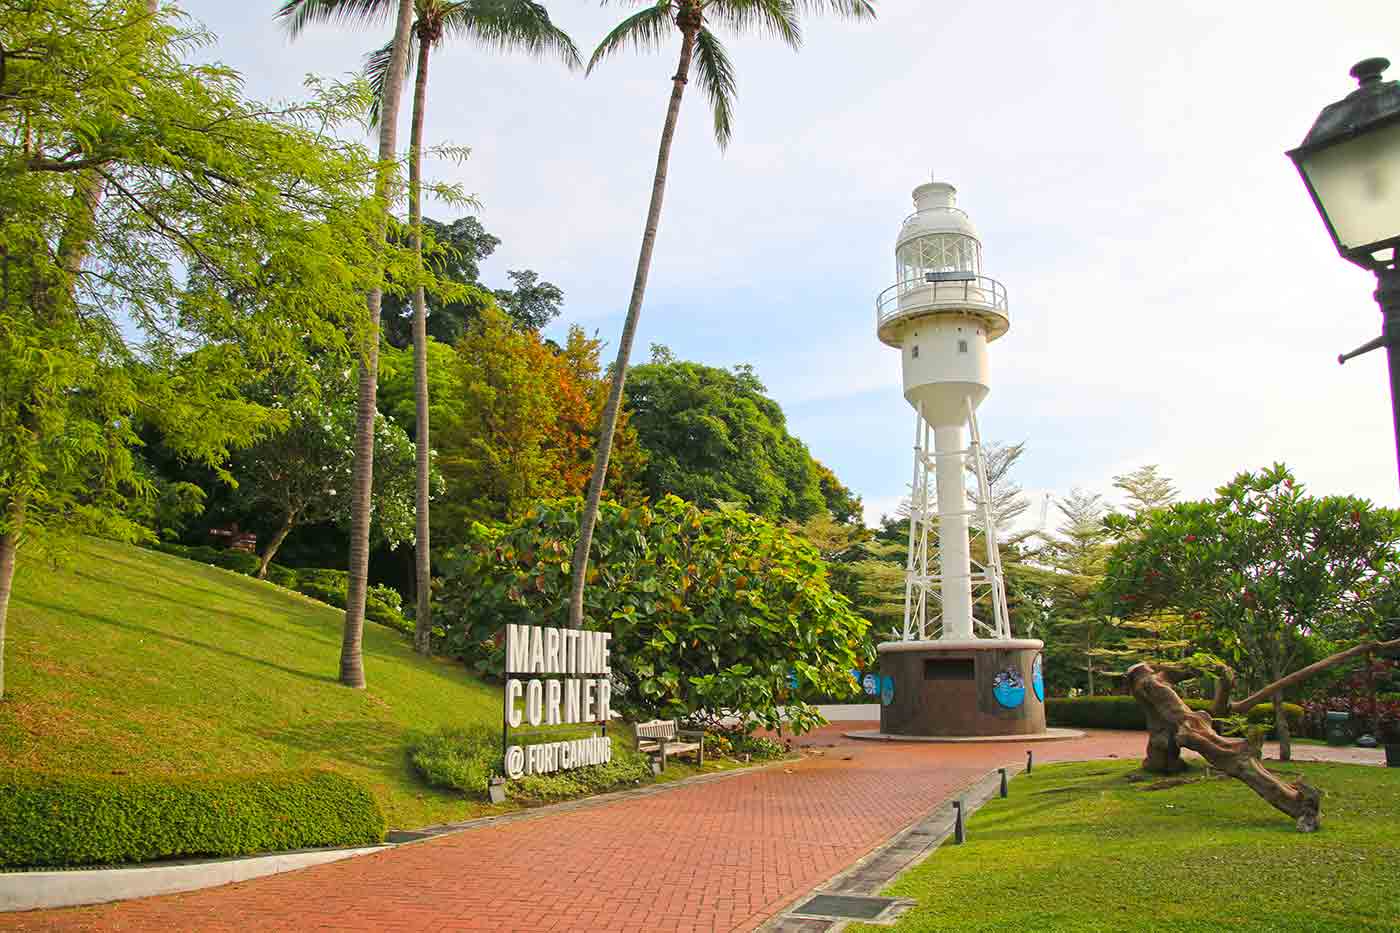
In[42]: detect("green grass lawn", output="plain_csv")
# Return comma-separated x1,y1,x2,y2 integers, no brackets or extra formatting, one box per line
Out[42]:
856,760,1400,933
0,538,510,829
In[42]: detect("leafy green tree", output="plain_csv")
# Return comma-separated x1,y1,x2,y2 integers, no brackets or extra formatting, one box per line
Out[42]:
1101,464,1189,672
280,0,577,656
969,441,1030,535
1034,489,1115,695
621,359,832,521
232,368,432,578
382,216,498,347
493,268,565,333
1112,463,1178,516
1103,464,1400,759
567,0,877,629
380,217,563,346
0,0,402,698
439,496,867,733
425,311,643,548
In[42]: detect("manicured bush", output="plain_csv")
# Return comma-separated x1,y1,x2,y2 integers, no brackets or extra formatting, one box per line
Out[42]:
1045,695,1214,731
730,733,789,760
0,770,385,869
508,731,652,804
265,563,300,589
1245,702,1305,738
293,569,410,636
150,541,260,576
409,725,500,796
408,725,652,804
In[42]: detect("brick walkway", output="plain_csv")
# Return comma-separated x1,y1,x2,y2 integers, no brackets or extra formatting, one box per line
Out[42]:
0,727,1181,932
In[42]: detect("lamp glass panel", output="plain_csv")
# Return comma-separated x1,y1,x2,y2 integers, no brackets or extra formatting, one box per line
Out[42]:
1301,121,1400,251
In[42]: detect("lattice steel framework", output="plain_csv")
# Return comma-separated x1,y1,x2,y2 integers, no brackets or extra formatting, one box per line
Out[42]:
900,398,1011,641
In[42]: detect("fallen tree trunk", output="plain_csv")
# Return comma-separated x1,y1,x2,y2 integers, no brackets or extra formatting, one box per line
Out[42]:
1126,662,1322,833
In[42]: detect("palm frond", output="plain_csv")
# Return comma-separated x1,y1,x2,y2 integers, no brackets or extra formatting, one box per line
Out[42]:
274,0,399,37
789,0,876,19
693,27,737,149
363,34,419,129
441,1,582,70
587,1,675,74
706,0,801,48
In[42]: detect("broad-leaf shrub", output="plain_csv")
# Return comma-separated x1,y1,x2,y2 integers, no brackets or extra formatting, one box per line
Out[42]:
0,770,384,868
436,496,867,733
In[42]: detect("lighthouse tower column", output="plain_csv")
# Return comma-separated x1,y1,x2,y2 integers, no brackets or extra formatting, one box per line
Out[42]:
933,423,973,640
870,178,1048,739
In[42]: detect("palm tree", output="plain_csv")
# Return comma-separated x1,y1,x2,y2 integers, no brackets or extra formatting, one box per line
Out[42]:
277,0,418,687
566,0,877,629
279,1,579,660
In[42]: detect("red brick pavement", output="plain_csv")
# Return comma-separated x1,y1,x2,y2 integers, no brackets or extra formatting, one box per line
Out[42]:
1,727,1147,933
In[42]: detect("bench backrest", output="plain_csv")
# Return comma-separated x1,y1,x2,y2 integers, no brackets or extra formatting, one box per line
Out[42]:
636,719,677,741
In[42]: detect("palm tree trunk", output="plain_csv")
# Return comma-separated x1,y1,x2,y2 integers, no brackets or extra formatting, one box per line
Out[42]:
0,500,25,700
567,24,700,630
341,0,416,689
409,34,433,657
256,509,298,580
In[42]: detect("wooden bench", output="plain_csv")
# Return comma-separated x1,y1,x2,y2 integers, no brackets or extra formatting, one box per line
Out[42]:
634,719,704,771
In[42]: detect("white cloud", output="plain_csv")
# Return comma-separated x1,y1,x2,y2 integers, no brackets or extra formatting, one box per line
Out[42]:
187,0,1400,518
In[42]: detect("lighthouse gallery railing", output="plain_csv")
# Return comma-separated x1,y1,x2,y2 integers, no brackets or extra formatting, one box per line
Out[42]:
875,273,1008,330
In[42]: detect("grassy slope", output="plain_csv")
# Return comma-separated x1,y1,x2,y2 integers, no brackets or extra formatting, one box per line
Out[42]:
857,760,1400,933
0,538,504,829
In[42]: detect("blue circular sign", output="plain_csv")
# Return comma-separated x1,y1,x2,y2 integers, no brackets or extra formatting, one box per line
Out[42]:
880,675,895,706
993,667,1026,709
1032,653,1044,702
862,673,879,697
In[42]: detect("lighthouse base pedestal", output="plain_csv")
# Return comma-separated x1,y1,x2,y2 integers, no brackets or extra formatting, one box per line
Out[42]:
875,639,1047,738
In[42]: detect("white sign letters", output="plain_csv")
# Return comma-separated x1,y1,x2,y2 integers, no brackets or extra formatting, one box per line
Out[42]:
502,624,614,780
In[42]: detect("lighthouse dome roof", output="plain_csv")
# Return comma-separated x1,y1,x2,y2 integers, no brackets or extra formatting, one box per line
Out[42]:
897,181,980,247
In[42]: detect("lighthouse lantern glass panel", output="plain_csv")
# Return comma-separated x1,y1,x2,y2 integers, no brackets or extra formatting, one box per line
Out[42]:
897,234,982,288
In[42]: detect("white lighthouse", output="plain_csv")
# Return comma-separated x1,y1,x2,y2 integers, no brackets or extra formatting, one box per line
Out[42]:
870,179,1046,739
877,180,1010,642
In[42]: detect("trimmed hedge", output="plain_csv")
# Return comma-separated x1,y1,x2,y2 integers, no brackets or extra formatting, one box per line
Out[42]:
0,770,385,869
1046,695,1305,735
1046,695,1214,730
1245,702,1305,738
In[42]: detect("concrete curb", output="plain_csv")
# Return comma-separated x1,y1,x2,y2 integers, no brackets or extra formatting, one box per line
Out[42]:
758,765,1015,931
0,845,388,913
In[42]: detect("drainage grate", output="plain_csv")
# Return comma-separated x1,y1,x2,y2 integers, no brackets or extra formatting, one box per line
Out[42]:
791,894,899,921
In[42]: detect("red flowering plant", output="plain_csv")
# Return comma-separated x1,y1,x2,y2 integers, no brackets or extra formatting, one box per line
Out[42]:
1301,658,1400,741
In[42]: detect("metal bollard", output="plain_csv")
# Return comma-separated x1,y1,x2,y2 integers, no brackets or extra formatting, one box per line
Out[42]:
1026,749,1033,774
999,767,1008,798
953,798,965,844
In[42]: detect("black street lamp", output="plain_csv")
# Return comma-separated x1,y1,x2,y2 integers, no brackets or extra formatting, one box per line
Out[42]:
1288,57,1400,486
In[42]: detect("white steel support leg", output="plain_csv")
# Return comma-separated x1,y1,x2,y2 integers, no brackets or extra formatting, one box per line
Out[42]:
918,416,932,638
967,401,1011,639
901,406,923,641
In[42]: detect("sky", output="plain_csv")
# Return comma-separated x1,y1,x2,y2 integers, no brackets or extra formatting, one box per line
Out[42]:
185,0,1400,529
